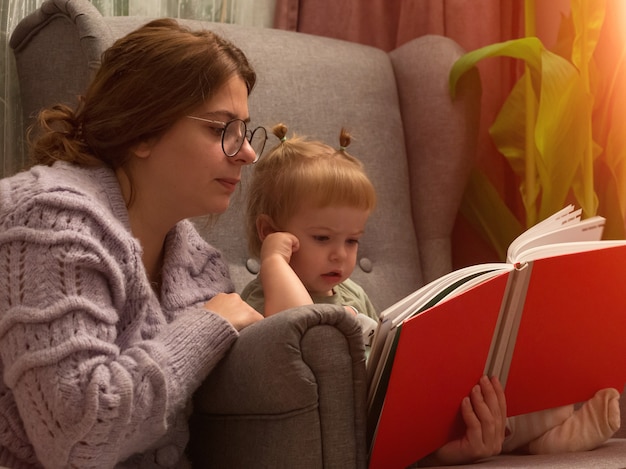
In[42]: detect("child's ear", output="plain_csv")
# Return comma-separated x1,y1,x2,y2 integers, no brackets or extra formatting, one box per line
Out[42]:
256,214,278,241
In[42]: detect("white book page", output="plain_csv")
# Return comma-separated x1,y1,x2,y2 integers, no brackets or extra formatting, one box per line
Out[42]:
390,264,510,327
514,239,626,264
507,216,605,263
506,205,588,262
507,205,577,255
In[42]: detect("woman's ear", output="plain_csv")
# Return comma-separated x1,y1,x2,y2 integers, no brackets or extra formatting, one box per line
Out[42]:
131,140,153,159
256,214,278,241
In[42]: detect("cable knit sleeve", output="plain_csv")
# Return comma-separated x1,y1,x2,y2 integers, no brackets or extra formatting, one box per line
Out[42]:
0,167,238,468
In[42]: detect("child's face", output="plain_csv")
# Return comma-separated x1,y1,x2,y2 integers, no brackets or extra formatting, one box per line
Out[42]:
282,203,370,297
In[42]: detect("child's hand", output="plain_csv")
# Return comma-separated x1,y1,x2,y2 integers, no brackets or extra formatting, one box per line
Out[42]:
260,231,300,264
419,376,506,466
258,232,312,316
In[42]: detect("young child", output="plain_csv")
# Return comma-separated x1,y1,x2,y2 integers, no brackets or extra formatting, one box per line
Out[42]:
241,123,379,346
242,123,621,461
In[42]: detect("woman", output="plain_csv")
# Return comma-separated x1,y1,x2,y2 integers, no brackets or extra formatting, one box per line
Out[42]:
0,19,263,468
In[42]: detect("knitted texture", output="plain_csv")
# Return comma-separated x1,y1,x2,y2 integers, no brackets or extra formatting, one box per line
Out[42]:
0,162,238,468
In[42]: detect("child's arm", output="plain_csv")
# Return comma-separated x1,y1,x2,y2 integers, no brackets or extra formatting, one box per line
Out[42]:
259,232,313,316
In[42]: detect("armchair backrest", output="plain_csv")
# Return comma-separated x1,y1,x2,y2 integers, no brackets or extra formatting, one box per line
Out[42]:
10,0,480,312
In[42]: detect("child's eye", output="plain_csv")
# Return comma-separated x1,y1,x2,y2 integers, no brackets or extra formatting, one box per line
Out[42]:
347,239,360,245
313,235,329,242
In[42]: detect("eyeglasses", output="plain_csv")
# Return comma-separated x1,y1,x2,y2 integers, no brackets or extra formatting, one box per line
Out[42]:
187,115,267,163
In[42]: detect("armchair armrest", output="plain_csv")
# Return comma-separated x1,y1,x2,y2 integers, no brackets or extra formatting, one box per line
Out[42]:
189,304,368,469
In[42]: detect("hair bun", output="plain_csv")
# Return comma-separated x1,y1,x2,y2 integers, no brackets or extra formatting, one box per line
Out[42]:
338,127,351,151
272,123,288,142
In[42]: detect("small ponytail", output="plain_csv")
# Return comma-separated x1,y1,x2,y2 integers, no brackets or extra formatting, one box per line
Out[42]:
272,123,288,142
338,127,351,152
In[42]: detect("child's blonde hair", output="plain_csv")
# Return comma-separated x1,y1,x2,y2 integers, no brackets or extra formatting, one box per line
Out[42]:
246,123,377,259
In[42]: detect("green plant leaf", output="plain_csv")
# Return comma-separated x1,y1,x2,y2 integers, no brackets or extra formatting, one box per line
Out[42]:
450,37,544,98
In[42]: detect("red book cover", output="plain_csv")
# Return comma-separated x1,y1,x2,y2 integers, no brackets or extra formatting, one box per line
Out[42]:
368,242,626,469
504,244,626,416
368,271,510,469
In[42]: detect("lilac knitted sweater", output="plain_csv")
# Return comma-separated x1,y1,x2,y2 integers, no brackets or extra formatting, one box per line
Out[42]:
0,162,239,468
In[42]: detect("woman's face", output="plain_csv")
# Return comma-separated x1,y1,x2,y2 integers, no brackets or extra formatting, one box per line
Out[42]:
127,75,257,224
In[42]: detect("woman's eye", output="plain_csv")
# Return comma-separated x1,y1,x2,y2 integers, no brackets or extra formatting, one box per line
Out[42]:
208,125,225,136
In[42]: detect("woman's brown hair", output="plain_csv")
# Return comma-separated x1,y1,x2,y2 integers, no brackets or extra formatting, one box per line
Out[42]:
28,18,256,170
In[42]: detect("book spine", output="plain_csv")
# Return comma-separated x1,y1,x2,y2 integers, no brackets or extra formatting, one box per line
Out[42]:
484,262,533,384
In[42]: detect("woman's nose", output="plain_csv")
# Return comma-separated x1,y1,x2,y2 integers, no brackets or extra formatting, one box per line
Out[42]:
232,139,258,165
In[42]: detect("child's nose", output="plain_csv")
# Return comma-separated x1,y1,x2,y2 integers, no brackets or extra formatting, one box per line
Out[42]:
330,245,347,261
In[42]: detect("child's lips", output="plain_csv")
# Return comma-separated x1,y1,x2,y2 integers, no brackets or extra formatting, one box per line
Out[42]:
321,271,342,279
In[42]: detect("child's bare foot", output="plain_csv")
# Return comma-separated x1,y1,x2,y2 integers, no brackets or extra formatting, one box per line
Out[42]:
527,388,620,454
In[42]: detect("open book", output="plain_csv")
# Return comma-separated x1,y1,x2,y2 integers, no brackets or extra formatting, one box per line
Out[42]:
366,205,626,469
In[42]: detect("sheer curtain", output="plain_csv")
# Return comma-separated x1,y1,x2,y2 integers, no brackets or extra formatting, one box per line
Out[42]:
1,0,276,177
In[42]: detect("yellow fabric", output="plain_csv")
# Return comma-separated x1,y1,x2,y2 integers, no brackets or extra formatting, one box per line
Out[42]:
450,0,626,257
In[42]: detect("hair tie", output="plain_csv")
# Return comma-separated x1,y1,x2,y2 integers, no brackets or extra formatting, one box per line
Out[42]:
338,146,346,152
281,136,287,142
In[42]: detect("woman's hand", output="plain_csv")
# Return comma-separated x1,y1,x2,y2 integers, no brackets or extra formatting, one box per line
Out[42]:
419,376,507,466
204,292,263,331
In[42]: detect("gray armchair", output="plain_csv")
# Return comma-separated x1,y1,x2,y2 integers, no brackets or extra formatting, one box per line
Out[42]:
11,1,626,468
